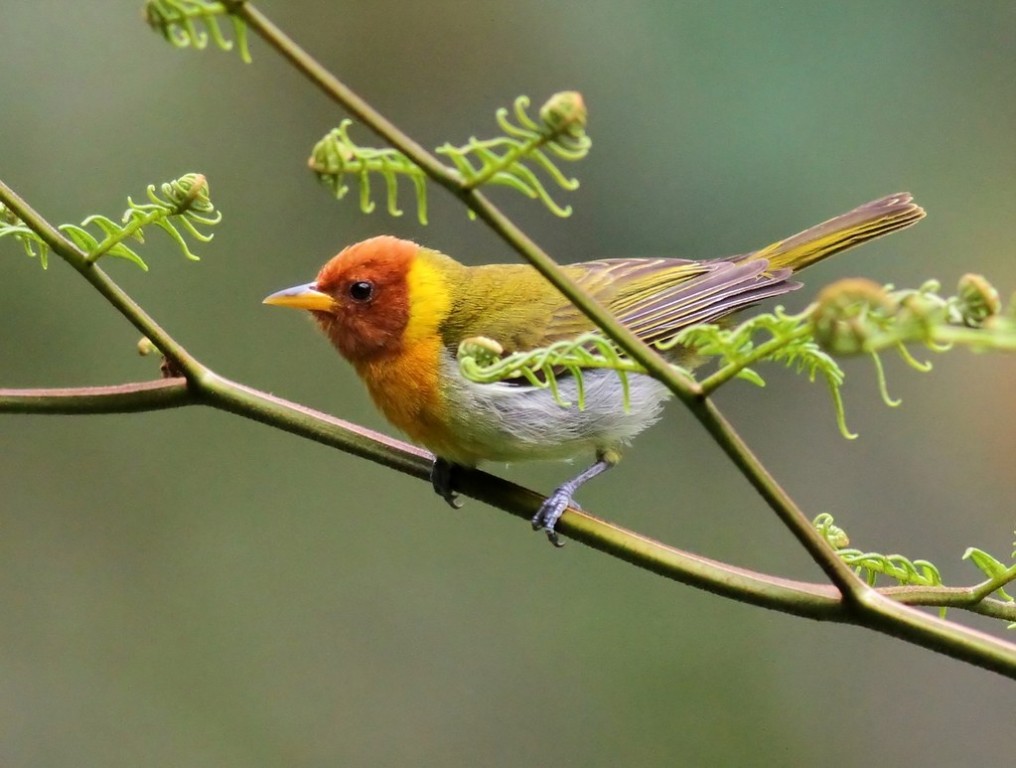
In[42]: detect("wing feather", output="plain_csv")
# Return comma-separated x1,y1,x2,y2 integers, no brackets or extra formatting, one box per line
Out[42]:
547,257,800,346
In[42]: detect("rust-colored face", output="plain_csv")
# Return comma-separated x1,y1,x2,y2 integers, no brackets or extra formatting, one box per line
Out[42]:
264,236,418,362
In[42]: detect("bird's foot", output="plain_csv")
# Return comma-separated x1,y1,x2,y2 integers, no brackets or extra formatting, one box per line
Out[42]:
530,454,617,548
531,489,576,548
430,458,464,509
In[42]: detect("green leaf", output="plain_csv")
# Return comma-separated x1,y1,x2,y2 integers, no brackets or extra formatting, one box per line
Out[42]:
145,0,252,62
1,174,219,272
309,93,591,223
309,120,429,224
438,91,591,216
963,547,1016,602
1,205,50,268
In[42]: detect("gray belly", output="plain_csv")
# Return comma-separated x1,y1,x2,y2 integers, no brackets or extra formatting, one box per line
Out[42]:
440,356,671,463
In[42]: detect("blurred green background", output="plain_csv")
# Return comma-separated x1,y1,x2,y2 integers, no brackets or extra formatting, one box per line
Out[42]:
2,2,1014,766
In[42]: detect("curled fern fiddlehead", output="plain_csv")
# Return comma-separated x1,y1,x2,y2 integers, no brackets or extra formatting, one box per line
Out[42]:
145,0,251,62
308,92,591,224
308,120,429,224
457,332,639,411
437,92,591,217
814,514,944,588
0,174,220,271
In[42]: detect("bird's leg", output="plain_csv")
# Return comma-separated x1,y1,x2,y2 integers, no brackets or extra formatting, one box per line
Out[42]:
430,457,464,509
532,449,619,547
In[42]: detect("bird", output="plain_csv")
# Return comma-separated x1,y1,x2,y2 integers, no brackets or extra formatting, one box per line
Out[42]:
264,193,924,545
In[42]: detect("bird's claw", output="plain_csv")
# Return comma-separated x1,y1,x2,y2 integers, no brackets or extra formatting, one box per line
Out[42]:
430,458,464,509
531,490,575,548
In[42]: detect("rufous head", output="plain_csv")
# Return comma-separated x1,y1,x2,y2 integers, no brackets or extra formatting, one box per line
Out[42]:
263,236,420,362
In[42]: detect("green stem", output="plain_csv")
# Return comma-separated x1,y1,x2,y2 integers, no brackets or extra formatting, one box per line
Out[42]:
0,180,204,380
687,397,866,598
699,323,813,394
84,207,161,264
884,585,1016,620
464,133,548,190
0,379,191,413
970,564,1016,602
879,325,1016,352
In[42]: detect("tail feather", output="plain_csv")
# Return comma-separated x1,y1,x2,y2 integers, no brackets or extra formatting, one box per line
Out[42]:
750,193,925,273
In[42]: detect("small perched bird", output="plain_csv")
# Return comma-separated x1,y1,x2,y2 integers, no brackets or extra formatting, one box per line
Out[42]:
265,193,923,544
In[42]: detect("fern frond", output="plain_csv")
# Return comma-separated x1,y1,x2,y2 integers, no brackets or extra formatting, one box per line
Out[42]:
841,551,945,588
457,333,640,411
308,120,429,224
0,204,51,267
437,92,590,217
812,276,1016,354
309,92,590,223
964,548,1016,603
814,515,1016,625
669,309,858,438
145,0,251,63
0,174,219,271
814,514,943,588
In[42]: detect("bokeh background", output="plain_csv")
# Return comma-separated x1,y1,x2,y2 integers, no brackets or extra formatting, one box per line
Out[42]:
2,2,1014,766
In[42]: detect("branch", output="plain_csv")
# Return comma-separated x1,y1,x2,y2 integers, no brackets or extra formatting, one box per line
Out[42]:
0,374,839,617
0,179,211,384
4,376,1015,627
0,379,191,413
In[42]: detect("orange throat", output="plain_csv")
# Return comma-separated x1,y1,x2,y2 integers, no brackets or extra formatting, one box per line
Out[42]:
352,337,459,459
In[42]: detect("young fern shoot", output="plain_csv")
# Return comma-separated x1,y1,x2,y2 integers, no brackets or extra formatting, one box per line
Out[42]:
0,174,220,271
145,0,252,62
308,92,590,224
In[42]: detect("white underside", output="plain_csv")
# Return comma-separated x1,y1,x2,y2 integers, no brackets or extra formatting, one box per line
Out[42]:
438,354,671,464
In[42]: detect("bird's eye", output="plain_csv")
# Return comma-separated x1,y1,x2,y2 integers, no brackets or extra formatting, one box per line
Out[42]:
348,281,374,302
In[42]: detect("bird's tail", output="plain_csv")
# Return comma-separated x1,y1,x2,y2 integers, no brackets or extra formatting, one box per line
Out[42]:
750,193,925,273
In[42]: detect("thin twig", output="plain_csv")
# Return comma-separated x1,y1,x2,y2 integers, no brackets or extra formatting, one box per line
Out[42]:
0,379,191,413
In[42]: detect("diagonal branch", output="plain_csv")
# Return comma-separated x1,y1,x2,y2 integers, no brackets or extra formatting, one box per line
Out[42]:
4,376,1015,629
0,179,204,380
